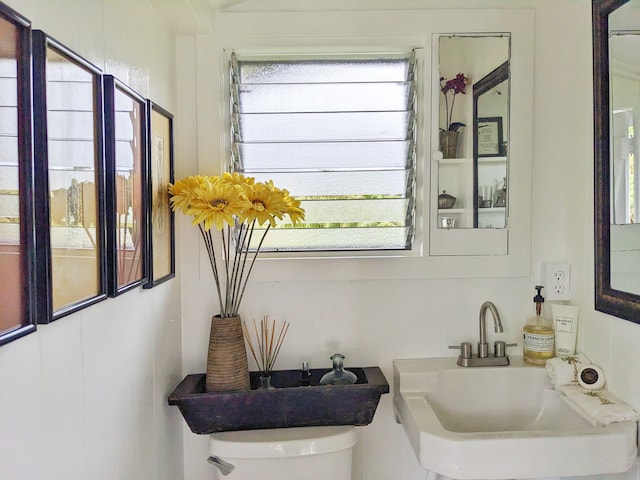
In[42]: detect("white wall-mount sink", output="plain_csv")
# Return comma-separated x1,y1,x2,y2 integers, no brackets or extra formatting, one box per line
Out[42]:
393,357,638,479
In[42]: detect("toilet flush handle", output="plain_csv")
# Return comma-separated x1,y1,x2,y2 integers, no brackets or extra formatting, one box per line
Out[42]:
207,456,235,476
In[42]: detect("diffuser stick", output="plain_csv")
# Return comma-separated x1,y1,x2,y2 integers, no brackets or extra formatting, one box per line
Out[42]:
243,315,290,375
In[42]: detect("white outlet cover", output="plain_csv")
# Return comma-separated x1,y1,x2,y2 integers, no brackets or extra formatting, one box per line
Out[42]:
543,262,571,301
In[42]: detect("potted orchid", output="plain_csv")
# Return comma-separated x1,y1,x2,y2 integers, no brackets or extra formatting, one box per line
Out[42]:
169,172,304,392
439,72,470,158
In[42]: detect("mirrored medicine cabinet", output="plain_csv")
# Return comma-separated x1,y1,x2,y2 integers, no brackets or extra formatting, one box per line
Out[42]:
594,0,640,323
436,35,510,231
429,23,532,261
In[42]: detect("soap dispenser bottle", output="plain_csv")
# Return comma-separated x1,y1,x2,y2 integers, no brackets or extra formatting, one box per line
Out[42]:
523,285,555,366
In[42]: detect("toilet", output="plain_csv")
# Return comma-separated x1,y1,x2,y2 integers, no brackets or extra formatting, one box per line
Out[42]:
208,426,357,479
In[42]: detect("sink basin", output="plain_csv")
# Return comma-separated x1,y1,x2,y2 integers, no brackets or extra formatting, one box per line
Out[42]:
393,356,637,479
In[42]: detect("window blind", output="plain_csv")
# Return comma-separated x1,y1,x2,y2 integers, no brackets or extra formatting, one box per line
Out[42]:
229,50,417,251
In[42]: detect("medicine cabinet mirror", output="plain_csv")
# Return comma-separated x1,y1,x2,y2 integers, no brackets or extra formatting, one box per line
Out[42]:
436,35,510,230
594,0,640,322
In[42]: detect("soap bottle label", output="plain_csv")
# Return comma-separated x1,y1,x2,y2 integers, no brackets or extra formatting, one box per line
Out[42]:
523,331,554,353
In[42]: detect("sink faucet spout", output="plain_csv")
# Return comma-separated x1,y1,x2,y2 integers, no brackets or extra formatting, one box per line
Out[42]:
478,301,503,358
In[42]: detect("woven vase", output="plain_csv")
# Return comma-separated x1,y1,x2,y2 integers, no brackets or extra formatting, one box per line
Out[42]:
206,315,250,392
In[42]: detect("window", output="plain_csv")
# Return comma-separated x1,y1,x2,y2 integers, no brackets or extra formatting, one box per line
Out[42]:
229,51,417,252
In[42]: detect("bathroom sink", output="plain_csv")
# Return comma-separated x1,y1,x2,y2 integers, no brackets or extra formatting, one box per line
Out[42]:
393,357,637,479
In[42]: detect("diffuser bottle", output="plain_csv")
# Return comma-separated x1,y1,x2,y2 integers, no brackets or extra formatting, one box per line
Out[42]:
320,354,357,385
523,286,555,366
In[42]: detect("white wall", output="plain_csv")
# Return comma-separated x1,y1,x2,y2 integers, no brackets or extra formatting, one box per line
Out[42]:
0,1,184,480
175,1,640,480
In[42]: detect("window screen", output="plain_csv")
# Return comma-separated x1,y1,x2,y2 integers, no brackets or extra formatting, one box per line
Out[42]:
230,51,417,251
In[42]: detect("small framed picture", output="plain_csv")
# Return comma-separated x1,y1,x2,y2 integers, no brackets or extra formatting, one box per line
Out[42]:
476,117,504,157
143,101,174,288
103,75,148,296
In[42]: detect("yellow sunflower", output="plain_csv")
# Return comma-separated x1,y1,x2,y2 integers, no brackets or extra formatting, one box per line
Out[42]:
186,177,251,231
241,181,289,227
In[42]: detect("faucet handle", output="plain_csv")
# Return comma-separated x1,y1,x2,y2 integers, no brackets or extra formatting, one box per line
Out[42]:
494,340,518,358
449,342,473,359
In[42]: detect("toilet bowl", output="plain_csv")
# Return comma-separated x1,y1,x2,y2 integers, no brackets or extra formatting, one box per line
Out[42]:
208,426,357,480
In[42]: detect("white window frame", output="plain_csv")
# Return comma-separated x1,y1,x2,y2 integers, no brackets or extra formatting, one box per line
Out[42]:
226,48,421,255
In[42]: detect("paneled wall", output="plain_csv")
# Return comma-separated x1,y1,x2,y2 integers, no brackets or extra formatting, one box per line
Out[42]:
0,1,183,479
177,1,640,480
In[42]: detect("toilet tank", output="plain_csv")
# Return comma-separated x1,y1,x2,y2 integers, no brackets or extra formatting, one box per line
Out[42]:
208,426,357,480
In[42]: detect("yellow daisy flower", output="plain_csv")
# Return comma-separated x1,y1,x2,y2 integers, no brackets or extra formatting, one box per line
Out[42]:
283,189,305,225
241,181,289,227
222,171,255,187
187,177,251,231
168,175,206,214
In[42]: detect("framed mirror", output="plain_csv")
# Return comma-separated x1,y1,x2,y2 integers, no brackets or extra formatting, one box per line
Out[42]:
594,0,640,322
32,30,107,322
0,3,36,345
473,61,509,228
436,34,510,230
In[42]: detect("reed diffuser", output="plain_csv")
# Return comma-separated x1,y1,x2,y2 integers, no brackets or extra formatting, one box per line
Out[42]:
242,315,290,389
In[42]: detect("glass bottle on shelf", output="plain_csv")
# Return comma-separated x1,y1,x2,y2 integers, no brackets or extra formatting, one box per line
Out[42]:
494,177,507,207
320,353,357,385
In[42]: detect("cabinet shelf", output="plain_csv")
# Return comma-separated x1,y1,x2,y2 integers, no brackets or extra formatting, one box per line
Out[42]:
438,157,472,166
438,208,467,214
478,207,506,213
478,156,507,164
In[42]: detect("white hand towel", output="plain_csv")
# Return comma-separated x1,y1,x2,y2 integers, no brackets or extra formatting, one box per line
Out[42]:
545,354,591,387
557,384,640,427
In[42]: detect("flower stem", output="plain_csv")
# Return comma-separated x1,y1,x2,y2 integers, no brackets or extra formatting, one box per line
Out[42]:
444,91,450,130
448,93,456,131
199,224,224,312
234,224,270,313
228,223,245,315
232,220,256,315
221,226,233,317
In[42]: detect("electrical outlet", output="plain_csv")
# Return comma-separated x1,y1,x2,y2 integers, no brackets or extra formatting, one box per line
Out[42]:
543,262,571,301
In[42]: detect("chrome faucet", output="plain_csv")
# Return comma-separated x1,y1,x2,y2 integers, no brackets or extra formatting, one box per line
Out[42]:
478,301,503,358
449,301,517,367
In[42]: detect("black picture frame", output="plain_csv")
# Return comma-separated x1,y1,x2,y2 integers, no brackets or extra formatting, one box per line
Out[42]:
103,75,149,296
32,30,107,323
0,3,37,345
143,101,174,288
476,117,504,157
